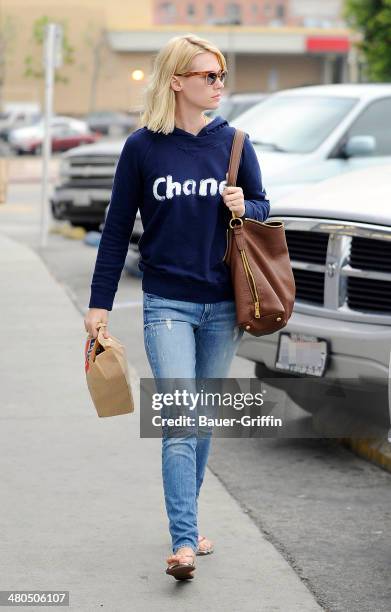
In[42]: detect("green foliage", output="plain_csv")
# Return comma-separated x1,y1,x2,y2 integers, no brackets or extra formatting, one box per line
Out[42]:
344,0,391,81
23,15,75,84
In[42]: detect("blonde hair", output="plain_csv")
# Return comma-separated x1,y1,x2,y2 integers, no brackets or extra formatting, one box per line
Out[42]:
140,33,227,135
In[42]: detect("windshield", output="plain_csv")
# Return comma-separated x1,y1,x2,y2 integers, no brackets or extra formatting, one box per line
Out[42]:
207,96,235,121
207,96,265,122
231,95,358,153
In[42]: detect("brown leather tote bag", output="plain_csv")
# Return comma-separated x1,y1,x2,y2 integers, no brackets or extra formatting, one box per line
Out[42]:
223,129,296,337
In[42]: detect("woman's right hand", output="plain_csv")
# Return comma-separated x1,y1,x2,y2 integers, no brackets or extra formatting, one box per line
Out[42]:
84,308,110,339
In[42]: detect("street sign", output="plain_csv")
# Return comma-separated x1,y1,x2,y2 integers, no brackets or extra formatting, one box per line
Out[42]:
42,23,63,70
54,24,63,68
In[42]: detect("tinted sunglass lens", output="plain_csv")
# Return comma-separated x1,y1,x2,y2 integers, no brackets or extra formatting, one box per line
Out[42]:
207,71,227,85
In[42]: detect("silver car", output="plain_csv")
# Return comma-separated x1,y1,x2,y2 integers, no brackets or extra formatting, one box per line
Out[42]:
231,83,391,202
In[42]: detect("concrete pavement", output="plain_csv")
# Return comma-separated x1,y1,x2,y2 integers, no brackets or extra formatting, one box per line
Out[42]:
7,156,59,184
0,231,323,611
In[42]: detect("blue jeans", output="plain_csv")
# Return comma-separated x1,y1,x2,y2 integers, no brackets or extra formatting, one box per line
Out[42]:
143,291,244,554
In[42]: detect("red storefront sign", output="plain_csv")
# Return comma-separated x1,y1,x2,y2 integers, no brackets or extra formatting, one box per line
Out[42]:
306,37,350,54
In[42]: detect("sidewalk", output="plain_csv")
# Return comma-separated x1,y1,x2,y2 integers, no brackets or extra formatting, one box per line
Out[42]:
0,231,323,612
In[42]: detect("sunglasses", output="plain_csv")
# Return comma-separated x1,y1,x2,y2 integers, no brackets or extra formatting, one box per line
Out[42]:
174,70,228,86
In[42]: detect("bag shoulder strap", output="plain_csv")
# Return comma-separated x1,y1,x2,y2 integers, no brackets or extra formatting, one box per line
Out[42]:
227,129,246,187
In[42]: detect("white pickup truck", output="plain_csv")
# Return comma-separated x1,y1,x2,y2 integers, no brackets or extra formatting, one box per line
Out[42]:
50,140,143,237
237,164,391,428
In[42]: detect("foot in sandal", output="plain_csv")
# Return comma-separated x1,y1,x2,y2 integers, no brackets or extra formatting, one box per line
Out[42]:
196,535,214,555
166,546,196,580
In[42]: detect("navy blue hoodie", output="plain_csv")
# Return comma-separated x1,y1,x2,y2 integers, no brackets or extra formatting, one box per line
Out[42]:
88,115,270,310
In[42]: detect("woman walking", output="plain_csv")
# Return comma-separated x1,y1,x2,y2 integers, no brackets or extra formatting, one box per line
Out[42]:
84,33,270,580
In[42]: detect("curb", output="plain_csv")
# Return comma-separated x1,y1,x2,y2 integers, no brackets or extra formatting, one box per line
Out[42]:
312,408,391,473
338,437,391,473
50,223,86,240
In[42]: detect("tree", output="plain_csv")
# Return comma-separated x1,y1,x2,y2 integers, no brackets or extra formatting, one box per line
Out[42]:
344,0,391,81
23,15,75,84
81,25,106,114
0,14,16,110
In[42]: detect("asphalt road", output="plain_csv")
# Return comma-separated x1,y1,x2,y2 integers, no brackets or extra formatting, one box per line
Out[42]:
2,173,391,612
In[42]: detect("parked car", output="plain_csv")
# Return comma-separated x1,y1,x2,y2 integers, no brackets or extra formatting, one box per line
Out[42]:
0,102,41,137
51,139,124,231
206,92,267,122
231,83,391,202
237,164,391,424
8,116,100,155
86,111,138,136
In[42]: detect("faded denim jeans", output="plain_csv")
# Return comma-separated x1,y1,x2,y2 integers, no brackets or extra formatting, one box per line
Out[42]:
143,291,244,554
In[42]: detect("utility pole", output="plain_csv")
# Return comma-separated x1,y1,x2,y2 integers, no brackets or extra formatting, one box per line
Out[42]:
40,22,63,249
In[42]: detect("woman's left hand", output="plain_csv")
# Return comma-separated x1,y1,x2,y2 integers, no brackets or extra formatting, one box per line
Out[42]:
222,173,245,217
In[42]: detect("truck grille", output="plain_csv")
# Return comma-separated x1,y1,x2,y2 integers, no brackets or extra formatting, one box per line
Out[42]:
280,217,391,325
69,155,118,168
61,155,118,189
347,236,391,315
62,178,114,189
350,236,391,273
347,277,391,313
285,230,328,264
291,269,324,305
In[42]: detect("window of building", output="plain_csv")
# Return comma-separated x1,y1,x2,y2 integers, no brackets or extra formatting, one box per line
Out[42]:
252,3,258,14
187,3,196,17
276,4,285,19
206,3,214,17
226,3,241,21
159,2,176,22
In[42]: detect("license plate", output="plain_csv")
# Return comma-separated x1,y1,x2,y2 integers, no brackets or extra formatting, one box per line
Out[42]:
74,193,90,206
275,333,329,377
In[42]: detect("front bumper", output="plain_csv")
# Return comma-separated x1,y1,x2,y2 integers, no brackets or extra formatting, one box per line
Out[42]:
50,188,112,224
237,309,390,416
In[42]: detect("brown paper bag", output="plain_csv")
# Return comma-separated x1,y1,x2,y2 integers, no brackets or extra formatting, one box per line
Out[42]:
84,325,134,417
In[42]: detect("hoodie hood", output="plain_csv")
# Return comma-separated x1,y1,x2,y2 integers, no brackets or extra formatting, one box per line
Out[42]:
170,115,229,140
167,115,230,153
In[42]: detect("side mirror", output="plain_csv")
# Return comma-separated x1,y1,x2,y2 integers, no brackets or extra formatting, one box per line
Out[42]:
343,135,376,158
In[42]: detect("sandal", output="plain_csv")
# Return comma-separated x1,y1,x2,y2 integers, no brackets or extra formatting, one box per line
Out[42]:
196,535,214,556
165,546,196,580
